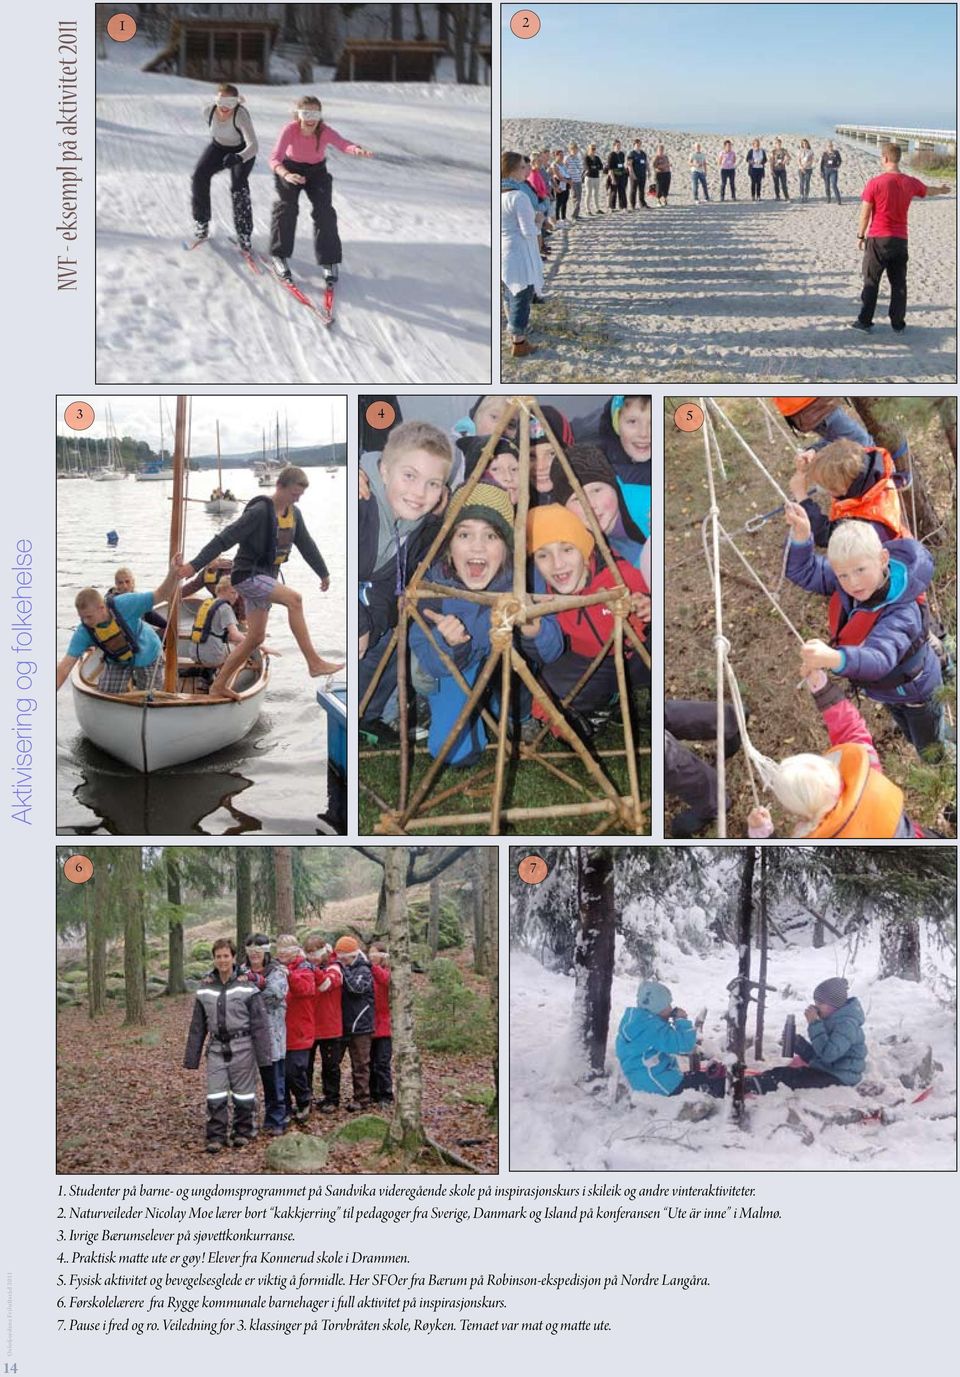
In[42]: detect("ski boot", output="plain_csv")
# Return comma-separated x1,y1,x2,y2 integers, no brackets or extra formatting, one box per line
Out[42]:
193,221,209,243
321,263,339,285
236,234,252,254
271,255,293,283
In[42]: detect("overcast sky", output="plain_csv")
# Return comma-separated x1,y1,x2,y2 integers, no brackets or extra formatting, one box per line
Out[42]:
58,396,347,454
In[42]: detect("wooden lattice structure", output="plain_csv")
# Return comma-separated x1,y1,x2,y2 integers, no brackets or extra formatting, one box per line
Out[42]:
359,397,651,836
145,18,279,83
335,40,448,82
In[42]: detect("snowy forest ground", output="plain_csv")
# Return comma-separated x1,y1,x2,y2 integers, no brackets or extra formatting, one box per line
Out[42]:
511,928,956,1171
96,51,490,384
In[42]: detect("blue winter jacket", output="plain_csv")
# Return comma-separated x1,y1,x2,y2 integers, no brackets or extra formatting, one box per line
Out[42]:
806,997,866,1086
615,1006,696,1095
785,536,940,705
409,561,563,765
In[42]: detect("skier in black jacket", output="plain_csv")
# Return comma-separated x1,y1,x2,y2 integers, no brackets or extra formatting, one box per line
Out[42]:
179,465,342,697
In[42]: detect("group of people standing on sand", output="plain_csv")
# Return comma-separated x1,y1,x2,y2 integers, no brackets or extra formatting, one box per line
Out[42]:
55,466,342,704
190,84,373,284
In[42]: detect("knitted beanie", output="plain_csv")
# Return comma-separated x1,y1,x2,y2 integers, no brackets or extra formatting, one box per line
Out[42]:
550,443,619,507
636,980,673,1014
448,481,515,551
813,977,849,1010
531,405,575,448
334,935,360,955
527,505,595,562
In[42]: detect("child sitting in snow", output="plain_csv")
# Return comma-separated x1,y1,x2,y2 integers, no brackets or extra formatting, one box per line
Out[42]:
746,671,941,838
616,981,725,1098
408,484,562,766
528,505,650,728
747,978,866,1093
788,437,911,548
784,505,945,761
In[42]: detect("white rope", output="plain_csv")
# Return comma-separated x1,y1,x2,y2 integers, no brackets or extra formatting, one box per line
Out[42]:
700,515,806,645
758,397,801,450
700,398,727,838
704,404,727,482
707,399,791,504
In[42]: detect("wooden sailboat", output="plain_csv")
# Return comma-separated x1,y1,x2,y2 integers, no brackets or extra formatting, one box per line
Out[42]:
91,405,129,481
69,397,269,773
204,420,240,514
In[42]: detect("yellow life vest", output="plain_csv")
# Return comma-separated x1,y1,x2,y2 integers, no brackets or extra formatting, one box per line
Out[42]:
89,595,139,663
189,598,230,646
274,508,295,566
806,743,904,839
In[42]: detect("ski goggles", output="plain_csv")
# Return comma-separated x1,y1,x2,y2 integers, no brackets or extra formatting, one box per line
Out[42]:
216,96,239,109
297,109,322,123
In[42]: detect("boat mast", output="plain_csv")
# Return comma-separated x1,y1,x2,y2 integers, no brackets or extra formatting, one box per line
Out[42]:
216,419,222,492
164,396,188,693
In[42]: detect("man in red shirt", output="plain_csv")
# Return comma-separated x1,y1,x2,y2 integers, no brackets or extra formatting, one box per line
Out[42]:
852,142,951,333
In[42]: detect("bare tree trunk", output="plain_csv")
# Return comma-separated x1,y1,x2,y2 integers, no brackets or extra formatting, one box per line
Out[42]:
413,3,426,40
383,849,424,1152
165,851,185,996
754,850,768,1059
937,397,957,465
275,847,294,933
427,876,441,958
574,847,616,1077
729,848,755,1119
88,868,107,1018
472,852,487,975
879,918,922,982
121,848,147,1027
486,848,499,1117
390,5,404,41
813,915,824,948
235,848,252,953
850,399,940,540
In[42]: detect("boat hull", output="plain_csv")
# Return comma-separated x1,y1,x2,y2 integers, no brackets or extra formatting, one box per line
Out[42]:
71,649,268,773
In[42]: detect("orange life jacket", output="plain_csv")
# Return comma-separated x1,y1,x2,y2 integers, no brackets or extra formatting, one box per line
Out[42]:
774,397,817,417
828,448,910,540
805,743,904,839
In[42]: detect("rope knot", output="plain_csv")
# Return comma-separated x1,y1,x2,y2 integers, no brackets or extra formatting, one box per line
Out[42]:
714,634,731,657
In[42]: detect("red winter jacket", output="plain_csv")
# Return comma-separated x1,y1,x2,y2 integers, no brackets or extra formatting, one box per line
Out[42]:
313,960,344,1040
372,963,392,1037
554,557,648,659
282,956,317,1051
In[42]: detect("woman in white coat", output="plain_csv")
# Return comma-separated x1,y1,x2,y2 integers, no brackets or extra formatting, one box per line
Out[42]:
500,150,544,359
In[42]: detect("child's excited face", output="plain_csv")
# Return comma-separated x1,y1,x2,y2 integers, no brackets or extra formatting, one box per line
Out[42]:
619,399,651,464
380,448,447,521
450,519,508,590
829,548,888,603
473,396,517,440
532,441,556,493
534,540,588,594
486,452,520,505
566,481,619,534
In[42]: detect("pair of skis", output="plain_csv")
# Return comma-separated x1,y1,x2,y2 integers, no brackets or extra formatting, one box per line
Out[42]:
182,235,334,326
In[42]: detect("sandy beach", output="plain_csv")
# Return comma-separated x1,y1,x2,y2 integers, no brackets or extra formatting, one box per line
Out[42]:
501,119,956,384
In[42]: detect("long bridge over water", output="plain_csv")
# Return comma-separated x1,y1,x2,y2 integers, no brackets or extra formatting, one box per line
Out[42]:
835,124,956,154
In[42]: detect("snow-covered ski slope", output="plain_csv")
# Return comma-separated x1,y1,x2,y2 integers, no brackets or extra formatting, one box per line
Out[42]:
511,935,956,1171
96,61,490,384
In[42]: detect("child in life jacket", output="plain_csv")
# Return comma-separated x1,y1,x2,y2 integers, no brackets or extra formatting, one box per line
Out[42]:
784,507,945,760
788,437,910,548
408,484,562,766
746,671,941,838
188,577,246,676
616,982,725,1098
528,506,650,728
774,397,872,455
56,556,183,695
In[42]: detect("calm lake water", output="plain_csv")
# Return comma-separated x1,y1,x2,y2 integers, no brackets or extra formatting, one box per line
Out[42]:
56,470,346,836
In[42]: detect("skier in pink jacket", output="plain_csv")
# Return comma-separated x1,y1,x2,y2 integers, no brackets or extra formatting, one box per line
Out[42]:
268,96,373,284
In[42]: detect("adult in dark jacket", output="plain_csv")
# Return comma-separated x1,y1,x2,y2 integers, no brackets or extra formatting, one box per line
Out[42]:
746,139,767,200
605,142,627,209
748,979,866,1091
183,938,274,1151
627,141,649,208
178,465,340,697
335,937,375,1111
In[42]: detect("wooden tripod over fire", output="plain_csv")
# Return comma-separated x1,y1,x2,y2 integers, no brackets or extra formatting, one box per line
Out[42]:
359,397,650,836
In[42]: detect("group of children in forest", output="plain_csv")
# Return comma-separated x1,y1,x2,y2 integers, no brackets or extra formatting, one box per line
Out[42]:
617,976,865,1101
56,465,340,703
358,395,651,765
183,931,392,1151
668,397,954,841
